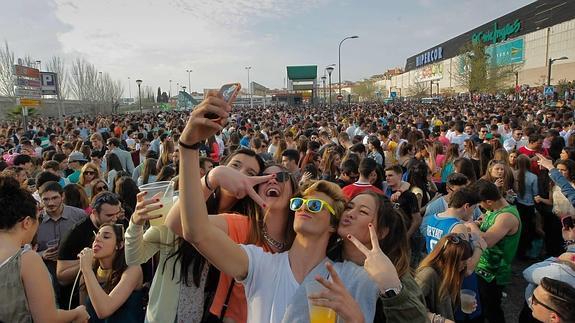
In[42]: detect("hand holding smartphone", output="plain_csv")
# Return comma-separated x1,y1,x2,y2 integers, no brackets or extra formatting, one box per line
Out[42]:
205,83,241,121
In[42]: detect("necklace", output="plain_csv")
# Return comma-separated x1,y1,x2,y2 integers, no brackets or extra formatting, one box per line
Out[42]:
97,267,112,280
262,225,286,252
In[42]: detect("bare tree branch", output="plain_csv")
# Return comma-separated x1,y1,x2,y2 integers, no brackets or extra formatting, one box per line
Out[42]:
0,41,15,96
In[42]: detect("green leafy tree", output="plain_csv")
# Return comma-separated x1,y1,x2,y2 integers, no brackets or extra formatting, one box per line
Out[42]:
453,41,523,94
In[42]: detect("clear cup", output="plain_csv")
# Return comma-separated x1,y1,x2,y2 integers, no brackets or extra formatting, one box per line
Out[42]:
305,280,337,323
138,181,175,226
460,289,477,314
46,238,59,250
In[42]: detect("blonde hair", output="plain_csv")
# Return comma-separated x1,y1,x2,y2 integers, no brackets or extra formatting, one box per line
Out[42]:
79,162,101,187
302,180,346,226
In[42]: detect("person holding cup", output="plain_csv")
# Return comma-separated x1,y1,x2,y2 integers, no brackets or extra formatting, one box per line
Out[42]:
172,91,396,322
416,233,475,322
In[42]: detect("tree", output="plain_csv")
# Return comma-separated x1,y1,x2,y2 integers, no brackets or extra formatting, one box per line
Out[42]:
0,41,15,96
353,79,377,101
453,41,523,94
45,55,69,99
407,77,430,98
157,87,162,103
161,92,169,103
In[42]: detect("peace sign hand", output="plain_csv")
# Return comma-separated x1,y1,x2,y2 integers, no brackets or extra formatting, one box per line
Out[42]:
347,223,402,291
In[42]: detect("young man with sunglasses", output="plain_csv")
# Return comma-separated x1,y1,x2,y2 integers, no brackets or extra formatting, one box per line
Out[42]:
465,179,521,323
530,277,575,323
56,192,121,308
173,93,402,322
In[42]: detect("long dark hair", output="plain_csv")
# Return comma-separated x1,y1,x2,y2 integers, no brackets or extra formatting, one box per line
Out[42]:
515,155,531,197
114,176,139,212
408,160,430,206
477,143,493,177
162,238,206,287
106,153,123,172
96,224,128,294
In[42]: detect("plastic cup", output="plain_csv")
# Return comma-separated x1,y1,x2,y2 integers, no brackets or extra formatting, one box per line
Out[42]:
47,238,59,249
305,280,337,323
138,181,174,226
460,289,477,314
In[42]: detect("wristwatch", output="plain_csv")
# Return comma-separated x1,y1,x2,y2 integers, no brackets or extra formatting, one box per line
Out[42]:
379,283,403,298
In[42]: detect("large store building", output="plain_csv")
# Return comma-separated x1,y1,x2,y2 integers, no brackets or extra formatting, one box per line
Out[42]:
389,0,575,95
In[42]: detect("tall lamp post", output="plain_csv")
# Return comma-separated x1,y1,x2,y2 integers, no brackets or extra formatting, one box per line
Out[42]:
136,79,142,114
128,77,132,100
338,35,359,95
186,69,192,94
547,56,568,86
514,72,519,101
321,75,327,104
326,65,334,106
245,66,252,109
169,80,172,98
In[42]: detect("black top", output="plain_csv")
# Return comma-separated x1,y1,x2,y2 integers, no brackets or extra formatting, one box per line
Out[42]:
396,191,419,228
58,217,98,261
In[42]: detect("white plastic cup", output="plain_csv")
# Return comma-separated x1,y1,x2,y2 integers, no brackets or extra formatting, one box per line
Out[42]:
138,181,174,226
460,289,477,314
305,280,337,323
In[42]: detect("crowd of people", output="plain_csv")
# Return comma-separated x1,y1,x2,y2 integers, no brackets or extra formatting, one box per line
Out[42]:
1,89,575,323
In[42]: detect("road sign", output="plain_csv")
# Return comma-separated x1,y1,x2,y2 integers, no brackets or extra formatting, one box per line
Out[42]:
544,86,555,96
20,98,41,107
41,72,59,95
390,92,397,98
16,77,42,88
337,94,344,101
15,88,42,98
14,65,40,79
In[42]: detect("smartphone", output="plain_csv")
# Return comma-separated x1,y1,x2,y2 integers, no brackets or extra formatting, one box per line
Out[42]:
205,83,241,120
562,216,574,230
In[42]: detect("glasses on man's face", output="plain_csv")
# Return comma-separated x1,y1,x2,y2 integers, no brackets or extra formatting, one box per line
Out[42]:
530,293,560,317
289,197,335,215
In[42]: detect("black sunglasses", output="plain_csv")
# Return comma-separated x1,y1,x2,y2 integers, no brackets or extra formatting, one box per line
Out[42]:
264,171,291,183
531,293,561,318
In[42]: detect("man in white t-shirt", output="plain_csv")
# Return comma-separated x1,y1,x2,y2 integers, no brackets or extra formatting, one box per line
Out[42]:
168,98,404,322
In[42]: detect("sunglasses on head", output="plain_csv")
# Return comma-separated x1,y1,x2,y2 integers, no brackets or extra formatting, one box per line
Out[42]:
290,197,335,215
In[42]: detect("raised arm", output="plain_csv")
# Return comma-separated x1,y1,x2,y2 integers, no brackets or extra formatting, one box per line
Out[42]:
177,94,252,280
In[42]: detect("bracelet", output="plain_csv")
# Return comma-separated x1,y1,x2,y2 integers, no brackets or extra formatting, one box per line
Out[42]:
204,169,214,191
178,140,201,150
565,240,575,249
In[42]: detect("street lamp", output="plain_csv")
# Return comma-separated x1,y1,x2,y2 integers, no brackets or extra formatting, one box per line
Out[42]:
245,66,253,109
321,75,327,104
186,69,192,93
128,77,132,100
136,79,142,114
514,72,519,101
547,56,568,86
338,35,359,95
326,65,335,106
36,60,41,70
169,80,172,98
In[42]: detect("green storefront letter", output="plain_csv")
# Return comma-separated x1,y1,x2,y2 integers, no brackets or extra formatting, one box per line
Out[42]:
472,19,521,45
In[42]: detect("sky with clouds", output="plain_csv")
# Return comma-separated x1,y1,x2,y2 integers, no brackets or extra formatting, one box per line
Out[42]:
2,0,533,96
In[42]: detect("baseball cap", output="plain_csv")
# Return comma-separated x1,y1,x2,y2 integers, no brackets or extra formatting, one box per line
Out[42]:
68,151,88,163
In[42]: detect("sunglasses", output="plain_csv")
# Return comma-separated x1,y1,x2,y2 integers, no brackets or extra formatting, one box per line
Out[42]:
441,233,468,250
290,197,335,215
265,171,291,183
84,171,96,175
531,293,561,317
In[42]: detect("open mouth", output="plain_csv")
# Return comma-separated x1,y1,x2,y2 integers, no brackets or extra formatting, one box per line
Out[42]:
93,244,102,252
266,188,280,197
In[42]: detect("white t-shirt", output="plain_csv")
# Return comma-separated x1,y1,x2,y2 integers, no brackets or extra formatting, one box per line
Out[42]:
239,245,299,323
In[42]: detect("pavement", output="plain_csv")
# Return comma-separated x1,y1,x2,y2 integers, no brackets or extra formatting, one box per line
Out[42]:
502,258,537,323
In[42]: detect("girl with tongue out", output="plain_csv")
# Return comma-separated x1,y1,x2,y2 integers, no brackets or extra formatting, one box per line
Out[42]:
78,224,144,322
